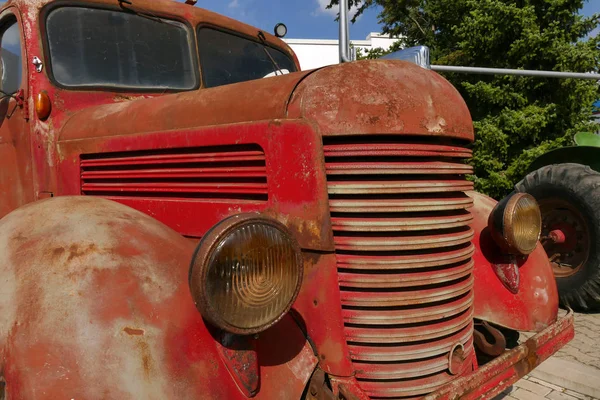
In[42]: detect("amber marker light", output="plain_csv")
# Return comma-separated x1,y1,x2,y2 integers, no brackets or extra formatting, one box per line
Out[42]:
35,91,51,121
189,214,303,335
489,193,542,255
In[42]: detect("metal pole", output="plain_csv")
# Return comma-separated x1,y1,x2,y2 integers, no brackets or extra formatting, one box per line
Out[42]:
431,65,600,80
339,0,351,63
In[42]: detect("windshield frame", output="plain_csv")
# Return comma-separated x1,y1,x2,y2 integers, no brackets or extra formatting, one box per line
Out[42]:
40,2,201,93
196,24,298,89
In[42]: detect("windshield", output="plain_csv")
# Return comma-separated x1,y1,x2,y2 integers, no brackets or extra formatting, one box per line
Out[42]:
197,28,297,88
46,7,197,90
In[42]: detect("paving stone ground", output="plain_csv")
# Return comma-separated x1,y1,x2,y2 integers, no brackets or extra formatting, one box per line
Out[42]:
554,312,600,371
494,311,600,400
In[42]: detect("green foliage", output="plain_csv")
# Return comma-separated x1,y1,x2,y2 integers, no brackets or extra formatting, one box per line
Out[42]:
329,0,600,198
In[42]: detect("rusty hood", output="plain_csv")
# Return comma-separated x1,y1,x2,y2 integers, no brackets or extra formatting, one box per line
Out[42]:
59,60,473,142
58,70,316,142
288,60,474,141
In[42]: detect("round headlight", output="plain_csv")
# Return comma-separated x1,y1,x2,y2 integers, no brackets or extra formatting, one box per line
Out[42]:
489,193,542,255
189,214,303,335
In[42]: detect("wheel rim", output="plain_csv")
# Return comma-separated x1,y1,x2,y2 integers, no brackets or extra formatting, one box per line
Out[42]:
538,198,590,278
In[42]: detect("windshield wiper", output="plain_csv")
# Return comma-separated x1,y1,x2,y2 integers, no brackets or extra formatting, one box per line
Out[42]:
257,31,284,76
118,0,166,23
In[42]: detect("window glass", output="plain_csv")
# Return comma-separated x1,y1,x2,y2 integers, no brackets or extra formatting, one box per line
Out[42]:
0,21,22,94
197,28,297,88
46,7,197,90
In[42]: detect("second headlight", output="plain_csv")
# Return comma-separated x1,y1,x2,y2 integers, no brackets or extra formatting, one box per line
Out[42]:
189,214,303,335
489,193,542,255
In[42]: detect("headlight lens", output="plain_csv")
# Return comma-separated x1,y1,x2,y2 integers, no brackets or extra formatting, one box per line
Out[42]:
489,193,542,255
189,214,303,335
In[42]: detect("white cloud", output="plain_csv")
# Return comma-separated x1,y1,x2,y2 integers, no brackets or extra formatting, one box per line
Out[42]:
228,0,239,9
312,0,360,19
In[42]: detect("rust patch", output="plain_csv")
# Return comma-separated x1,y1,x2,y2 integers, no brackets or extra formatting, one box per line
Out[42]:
66,243,98,262
123,327,145,336
137,340,154,380
51,246,65,258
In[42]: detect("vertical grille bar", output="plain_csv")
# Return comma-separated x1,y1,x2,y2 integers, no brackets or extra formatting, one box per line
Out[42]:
324,136,476,399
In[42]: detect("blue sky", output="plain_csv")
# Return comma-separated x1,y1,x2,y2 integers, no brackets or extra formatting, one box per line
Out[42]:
185,0,600,40
0,0,597,40
178,0,383,40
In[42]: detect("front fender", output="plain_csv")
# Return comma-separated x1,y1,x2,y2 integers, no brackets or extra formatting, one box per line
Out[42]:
468,191,559,332
0,196,316,399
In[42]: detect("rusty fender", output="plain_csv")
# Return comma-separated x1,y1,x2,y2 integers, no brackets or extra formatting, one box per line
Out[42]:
0,196,317,399
468,191,559,332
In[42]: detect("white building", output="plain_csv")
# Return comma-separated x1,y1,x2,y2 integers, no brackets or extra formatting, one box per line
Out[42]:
284,33,399,71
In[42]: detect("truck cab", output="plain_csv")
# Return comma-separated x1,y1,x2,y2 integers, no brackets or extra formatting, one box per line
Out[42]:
0,1,573,399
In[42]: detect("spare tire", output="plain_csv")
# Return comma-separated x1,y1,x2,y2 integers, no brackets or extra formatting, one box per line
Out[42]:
516,163,600,311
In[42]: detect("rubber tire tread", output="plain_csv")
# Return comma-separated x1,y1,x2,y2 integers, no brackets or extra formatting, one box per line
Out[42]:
515,163,600,311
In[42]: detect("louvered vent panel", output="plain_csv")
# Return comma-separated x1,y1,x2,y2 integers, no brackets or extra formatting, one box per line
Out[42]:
80,144,268,201
324,136,475,399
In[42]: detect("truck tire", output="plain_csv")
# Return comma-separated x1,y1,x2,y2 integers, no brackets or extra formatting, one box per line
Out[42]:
515,163,600,311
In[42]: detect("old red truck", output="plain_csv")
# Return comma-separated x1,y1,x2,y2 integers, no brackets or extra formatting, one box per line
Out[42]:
0,0,574,399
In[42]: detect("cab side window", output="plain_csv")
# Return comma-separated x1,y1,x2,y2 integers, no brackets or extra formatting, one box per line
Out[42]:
0,20,22,95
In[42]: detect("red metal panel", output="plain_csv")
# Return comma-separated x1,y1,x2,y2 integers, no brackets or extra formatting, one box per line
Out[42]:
468,191,560,332
0,196,317,399
292,253,356,376
79,145,268,199
57,121,334,251
323,136,475,399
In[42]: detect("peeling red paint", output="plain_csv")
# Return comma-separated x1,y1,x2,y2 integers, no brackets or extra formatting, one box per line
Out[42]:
123,328,145,336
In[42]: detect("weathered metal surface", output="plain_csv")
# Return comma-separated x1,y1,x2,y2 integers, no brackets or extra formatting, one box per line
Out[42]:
323,137,476,398
58,121,334,251
468,191,559,331
0,196,317,399
288,60,475,140
79,145,269,200
491,261,521,294
12,0,304,215
0,6,34,219
292,252,355,376
305,369,335,400
254,315,319,400
217,334,260,397
474,321,507,357
425,310,575,400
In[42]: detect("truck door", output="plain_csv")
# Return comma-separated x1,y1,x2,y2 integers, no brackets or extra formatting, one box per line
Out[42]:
0,12,33,219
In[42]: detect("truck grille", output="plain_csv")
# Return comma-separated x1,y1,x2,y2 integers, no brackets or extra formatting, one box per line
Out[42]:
324,136,475,399
80,144,267,201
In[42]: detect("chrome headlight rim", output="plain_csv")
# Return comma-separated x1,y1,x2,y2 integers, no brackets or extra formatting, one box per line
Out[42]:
189,213,303,335
489,192,542,255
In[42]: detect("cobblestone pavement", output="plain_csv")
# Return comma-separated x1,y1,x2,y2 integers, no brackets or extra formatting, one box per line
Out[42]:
497,375,598,400
494,311,600,400
553,312,600,371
